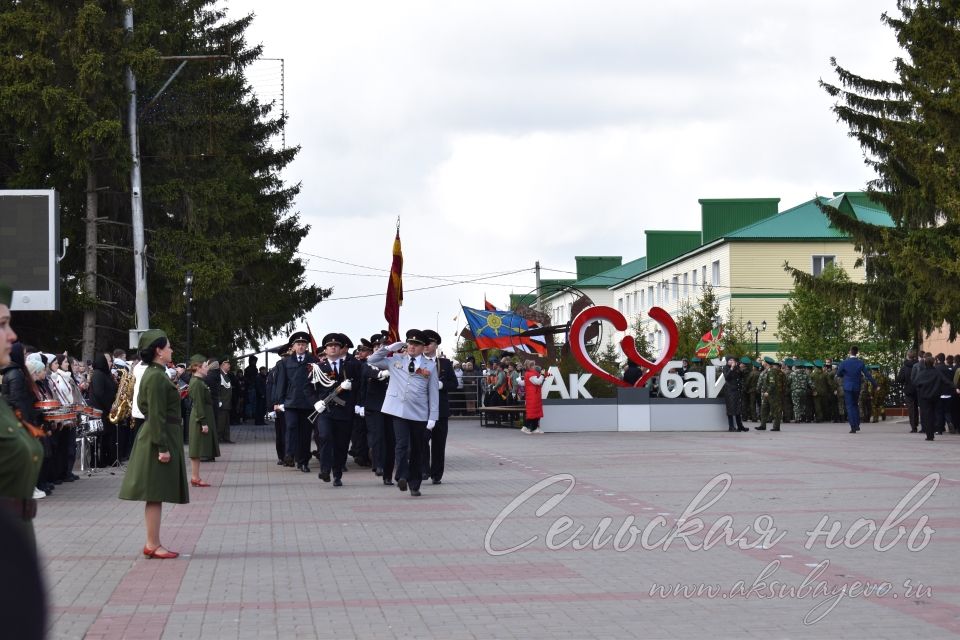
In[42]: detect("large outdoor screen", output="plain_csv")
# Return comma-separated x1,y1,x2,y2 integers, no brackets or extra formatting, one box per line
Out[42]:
0,189,60,310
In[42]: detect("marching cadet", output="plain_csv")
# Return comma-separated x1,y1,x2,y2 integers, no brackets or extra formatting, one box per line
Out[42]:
313,333,360,486
361,333,395,484
366,329,439,497
350,339,373,469
421,329,458,484
272,332,320,472
266,345,290,465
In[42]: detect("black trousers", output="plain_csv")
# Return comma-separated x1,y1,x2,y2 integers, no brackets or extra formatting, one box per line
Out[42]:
274,410,286,461
350,414,370,464
905,392,919,428
393,417,425,491
429,416,449,481
284,408,313,465
317,415,353,478
379,414,396,480
919,397,938,437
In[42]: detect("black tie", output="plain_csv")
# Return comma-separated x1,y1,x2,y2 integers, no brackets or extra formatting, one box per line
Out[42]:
298,356,303,363
408,358,416,373
333,360,339,376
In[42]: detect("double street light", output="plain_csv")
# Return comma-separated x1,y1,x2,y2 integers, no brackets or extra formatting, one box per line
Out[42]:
745,320,766,359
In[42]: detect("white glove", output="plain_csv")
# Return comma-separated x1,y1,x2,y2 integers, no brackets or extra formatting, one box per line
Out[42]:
438,381,444,390
218,401,223,408
358,406,365,418
313,400,326,414
340,379,352,391
354,405,361,416
267,411,276,420
378,369,390,380
426,420,436,431
277,404,285,412
387,341,405,352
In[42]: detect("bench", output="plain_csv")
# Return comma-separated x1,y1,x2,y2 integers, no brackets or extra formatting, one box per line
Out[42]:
479,406,525,428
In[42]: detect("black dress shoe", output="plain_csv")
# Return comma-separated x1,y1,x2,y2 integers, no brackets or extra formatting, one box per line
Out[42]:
910,429,918,433
69,473,80,481
754,426,766,431
277,460,284,465
410,489,421,497
738,427,749,432
432,478,441,485
300,464,311,473
397,478,407,491
374,468,383,476
319,470,330,482
333,478,342,487
771,427,780,431
728,427,736,432
849,429,857,433
383,478,394,486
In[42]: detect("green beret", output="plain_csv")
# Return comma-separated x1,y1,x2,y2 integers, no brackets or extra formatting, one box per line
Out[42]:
763,356,775,364
137,328,168,350
813,359,824,368
0,282,10,307
740,356,752,364
784,358,795,366
868,364,880,370
691,357,702,363
189,354,206,365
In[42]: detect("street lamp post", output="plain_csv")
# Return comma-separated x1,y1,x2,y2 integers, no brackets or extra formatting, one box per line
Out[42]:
746,320,766,359
184,270,194,358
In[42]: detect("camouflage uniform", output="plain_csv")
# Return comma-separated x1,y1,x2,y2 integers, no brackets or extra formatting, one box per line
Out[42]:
781,364,794,423
790,367,812,423
827,368,844,421
745,367,760,421
811,367,828,422
758,365,786,430
872,372,889,422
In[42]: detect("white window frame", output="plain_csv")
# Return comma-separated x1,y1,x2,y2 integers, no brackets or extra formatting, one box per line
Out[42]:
711,260,720,286
812,255,835,277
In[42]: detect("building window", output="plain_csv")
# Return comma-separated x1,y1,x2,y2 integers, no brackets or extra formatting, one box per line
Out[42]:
647,286,653,308
701,265,707,287
633,292,638,312
617,297,623,313
812,255,835,277
662,281,669,304
671,276,679,300
683,272,688,298
639,290,645,310
711,260,720,286
567,302,573,320
691,269,697,289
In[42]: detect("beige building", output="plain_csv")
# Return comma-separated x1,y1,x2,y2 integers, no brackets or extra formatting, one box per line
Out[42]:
605,193,891,358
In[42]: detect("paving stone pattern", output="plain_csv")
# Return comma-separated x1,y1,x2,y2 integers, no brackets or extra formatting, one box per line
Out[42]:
38,418,960,639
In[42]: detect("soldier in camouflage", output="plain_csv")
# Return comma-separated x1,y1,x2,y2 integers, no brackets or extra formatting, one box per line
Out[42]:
744,358,759,421
790,362,813,423
755,357,787,431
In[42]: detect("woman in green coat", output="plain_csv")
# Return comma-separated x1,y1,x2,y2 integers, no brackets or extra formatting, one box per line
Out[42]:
119,329,189,559
0,284,43,549
187,355,220,485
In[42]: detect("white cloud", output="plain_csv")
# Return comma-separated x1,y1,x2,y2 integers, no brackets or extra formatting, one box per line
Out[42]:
220,0,903,350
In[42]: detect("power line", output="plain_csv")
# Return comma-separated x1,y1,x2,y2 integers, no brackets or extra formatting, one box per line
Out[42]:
320,268,533,301
538,266,801,293
296,250,532,280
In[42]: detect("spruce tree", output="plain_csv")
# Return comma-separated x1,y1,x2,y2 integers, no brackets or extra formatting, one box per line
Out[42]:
789,0,960,343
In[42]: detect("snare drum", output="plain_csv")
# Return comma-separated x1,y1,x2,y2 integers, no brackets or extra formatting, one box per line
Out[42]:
34,399,62,412
80,405,102,419
79,415,104,435
45,407,78,424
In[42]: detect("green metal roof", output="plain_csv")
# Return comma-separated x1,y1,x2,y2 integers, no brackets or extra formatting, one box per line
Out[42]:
699,198,780,244
575,256,648,287
723,194,893,240
645,230,702,268
574,256,622,279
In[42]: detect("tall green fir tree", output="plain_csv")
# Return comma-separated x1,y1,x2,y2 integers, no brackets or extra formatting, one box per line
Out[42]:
789,0,960,344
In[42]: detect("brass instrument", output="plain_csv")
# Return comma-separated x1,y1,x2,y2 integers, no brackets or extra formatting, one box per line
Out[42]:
109,368,136,424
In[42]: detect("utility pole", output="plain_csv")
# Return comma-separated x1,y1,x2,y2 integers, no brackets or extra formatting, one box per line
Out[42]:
125,7,149,347
534,260,542,311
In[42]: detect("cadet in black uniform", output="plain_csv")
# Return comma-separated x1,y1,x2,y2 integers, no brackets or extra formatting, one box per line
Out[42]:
272,332,320,472
421,329,458,484
314,333,361,486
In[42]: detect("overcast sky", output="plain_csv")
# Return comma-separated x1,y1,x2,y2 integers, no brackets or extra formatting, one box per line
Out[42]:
222,0,902,353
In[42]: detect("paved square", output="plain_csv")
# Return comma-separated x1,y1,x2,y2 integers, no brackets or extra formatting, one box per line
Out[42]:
39,419,960,639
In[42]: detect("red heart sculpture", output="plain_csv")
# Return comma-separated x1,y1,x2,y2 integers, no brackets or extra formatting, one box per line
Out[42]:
568,305,679,389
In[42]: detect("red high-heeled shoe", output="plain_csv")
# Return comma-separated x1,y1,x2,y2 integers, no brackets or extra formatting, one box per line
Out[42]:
190,479,211,487
143,546,179,559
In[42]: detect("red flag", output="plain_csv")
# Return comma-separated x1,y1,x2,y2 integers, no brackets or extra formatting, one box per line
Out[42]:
304,321,320,358
484,297,497,312
384,229,403,342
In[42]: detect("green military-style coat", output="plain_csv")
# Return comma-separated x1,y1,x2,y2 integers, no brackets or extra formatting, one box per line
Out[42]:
0,397,44,546
119,363,189,504
188,375,220,459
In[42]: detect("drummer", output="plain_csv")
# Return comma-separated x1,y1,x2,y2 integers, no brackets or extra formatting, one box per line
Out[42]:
25,354,56,496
